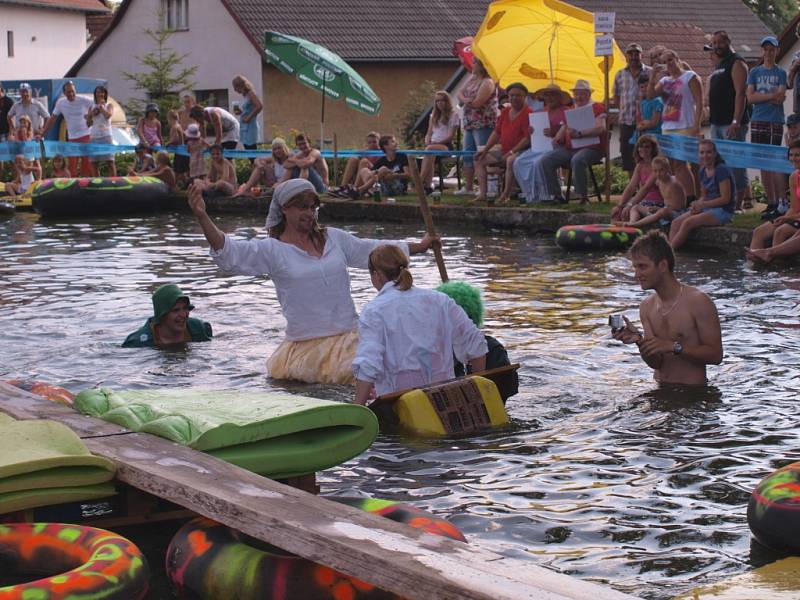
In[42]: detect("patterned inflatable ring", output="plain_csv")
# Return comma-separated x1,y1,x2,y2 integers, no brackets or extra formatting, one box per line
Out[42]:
0,522,149,599
555,223,642,250
166,497,465,599
747,461,800,553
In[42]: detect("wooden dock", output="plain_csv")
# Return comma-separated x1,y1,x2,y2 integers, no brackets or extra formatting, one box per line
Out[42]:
0,382,637,600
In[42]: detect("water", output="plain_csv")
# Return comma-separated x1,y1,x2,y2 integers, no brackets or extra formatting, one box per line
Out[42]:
1,211,798,599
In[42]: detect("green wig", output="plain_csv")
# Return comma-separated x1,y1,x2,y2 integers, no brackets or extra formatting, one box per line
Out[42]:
436,281,484,327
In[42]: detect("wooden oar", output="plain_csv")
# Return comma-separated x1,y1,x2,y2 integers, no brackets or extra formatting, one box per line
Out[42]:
406,156,448,282
368,363,520,408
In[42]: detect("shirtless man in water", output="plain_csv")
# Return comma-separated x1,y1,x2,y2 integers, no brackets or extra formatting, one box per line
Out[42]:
613,231,723,385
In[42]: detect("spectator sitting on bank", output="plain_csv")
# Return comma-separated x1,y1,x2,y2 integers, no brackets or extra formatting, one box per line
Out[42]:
420,91,460,195
747,36,787,219
136,103,162,149
669,139,735,250
540,79,607,204
435,281,518,404
329,131,381,198
166,110,189,189
86,85,117,177
122,284,212,348
185,124,209,183
613,135,663,223
3,154,39,197
11,116,42,180
50,154,71,178
128,143,155,175
235,137,291,197
634,73,663,142
748,140,800,255
283,132,328,193
352,134,409,198
785,113,800,145
148,151,177,192
473,82,532,205
195,144,237,196
622,156,687,228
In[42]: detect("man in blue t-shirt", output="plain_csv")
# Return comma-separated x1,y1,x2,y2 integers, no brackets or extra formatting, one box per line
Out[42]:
746,36,788,212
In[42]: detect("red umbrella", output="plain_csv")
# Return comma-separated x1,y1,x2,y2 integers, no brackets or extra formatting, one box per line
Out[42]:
452,36,474,71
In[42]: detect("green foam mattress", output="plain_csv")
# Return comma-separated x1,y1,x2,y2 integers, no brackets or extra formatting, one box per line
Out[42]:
74,388,378,479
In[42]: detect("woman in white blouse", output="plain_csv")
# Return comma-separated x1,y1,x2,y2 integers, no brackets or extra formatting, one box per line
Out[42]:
352,244,486,405
187,178,436,384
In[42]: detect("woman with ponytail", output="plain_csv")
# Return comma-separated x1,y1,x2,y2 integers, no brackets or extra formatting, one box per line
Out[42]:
352,245,487,405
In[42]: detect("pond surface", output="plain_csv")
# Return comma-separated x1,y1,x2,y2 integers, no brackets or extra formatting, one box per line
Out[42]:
0,211,798,599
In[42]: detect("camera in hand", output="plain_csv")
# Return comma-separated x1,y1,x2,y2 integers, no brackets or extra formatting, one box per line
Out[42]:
608,314,623,331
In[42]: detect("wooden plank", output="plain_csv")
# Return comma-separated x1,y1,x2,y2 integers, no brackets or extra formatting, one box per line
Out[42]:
0,385,636,600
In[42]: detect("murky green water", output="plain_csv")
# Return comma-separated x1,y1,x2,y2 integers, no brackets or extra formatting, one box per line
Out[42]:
1,211,798,599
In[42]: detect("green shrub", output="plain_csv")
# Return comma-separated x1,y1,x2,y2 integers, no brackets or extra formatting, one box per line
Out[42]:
750,177,767,204
592,161,629,195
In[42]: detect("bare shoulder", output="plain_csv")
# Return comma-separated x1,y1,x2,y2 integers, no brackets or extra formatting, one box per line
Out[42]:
685,285,718,310
640,293,656,313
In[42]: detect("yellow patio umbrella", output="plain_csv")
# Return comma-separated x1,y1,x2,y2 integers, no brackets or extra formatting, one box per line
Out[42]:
473,0,626,95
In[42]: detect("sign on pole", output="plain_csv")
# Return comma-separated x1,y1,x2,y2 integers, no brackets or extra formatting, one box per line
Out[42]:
594,12,615,34
595,34,614,57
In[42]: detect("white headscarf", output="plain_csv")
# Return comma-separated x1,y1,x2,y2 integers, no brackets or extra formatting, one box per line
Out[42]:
265,179,318,229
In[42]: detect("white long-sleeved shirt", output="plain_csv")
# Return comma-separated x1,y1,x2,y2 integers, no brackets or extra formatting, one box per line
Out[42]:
353,283,488,396
211,227,409,341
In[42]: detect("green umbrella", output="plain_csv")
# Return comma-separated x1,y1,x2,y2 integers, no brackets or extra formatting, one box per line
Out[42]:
263,31,381,148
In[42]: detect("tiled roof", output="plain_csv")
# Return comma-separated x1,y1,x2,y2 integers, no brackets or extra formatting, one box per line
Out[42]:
0,0,108,12
87,10,114,40
222,0,771,62
616,21,714,80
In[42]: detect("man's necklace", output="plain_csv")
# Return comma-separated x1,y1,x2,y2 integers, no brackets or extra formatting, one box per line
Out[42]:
657,284,684,317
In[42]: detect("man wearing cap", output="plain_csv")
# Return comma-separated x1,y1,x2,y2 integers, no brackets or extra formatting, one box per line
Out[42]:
122,284,213,347
473,82,532,204
708,31,750,211
613,43,651,173
540,79,607,203
7,83,49,137
747,36,787,215
41,81,94,177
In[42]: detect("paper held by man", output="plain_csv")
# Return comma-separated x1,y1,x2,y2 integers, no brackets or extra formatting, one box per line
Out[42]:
565,103,600,149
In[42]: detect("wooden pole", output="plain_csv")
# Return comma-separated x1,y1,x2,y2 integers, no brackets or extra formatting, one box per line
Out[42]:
604,54,611,203
407,155,449,283
333,133,339,187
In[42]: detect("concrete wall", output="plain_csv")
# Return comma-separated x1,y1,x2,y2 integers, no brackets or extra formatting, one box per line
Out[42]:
0,6,88,80
263,62,458,148
74,0,263,137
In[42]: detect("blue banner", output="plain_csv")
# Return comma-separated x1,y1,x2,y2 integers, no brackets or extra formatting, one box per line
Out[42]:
0,141,474,162
656,134,793,174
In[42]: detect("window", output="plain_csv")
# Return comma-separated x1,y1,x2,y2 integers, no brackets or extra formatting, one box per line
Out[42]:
7,31,13,58
163,0,189,31
195,89,229,110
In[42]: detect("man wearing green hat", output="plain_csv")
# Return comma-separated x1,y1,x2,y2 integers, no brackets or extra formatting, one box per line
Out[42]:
123,284,212,347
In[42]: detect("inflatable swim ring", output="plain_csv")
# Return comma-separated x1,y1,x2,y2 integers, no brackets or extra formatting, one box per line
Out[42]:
0,522,149,599
3,379,75,406
747,461,800,553
555,224,642,250
32,176,169,217
166,497,466,599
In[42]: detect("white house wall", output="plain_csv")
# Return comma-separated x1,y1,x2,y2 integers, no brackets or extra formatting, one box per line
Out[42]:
75,0,263,140
0,6,88,80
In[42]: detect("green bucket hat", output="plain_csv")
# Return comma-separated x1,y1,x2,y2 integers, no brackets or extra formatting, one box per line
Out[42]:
152,284,193,324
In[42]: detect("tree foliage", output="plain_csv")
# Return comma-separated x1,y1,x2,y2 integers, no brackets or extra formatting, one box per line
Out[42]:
745,0,798,34
121,16,197,125
394,80,438,148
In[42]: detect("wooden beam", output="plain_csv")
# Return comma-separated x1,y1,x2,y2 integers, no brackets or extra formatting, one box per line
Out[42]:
0,384,636,600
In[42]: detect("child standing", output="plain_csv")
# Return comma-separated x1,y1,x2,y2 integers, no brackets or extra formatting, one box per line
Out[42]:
185,123,208,182
166,110,189,188
631,74,663,145
136,103,162,148
85,85,117,177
